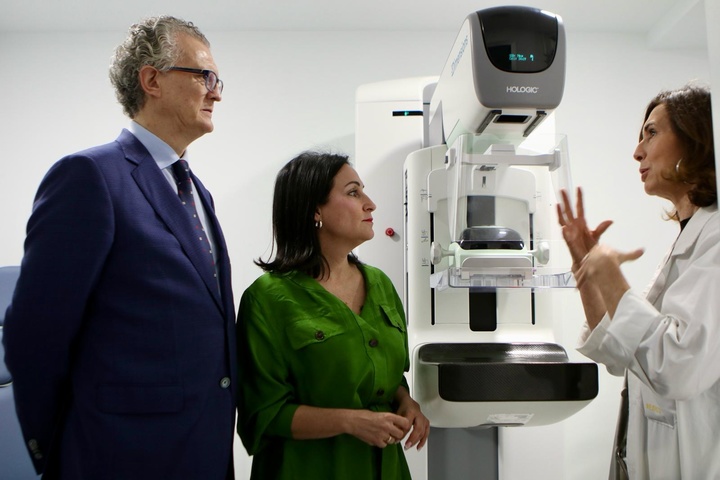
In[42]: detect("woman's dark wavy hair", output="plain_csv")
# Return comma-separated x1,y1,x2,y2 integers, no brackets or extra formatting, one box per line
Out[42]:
256,151,360,278
642,83,716,212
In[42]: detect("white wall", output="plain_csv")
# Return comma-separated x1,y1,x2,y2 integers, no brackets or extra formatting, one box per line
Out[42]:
0,28,710,479
707,0,720,196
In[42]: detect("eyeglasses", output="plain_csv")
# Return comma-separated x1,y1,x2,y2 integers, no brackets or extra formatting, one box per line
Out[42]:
166,67,224,94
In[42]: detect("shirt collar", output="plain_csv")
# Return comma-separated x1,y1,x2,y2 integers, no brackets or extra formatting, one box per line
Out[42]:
128,120,190,169
286,263,372,290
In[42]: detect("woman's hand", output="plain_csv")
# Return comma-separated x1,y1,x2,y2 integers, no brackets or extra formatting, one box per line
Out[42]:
574,244,644,289
395,397,429,450
344,410,411,448
394,387,430,450
556,188,613,266
574,243,643,319
291,405,408,448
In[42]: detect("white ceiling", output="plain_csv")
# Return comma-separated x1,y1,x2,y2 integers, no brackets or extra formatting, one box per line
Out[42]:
0,0,708,49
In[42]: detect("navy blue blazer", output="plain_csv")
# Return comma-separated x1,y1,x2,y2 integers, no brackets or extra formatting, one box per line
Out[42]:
3,130,237,479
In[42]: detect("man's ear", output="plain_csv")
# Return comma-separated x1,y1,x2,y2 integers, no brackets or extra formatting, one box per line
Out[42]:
138,65,162,98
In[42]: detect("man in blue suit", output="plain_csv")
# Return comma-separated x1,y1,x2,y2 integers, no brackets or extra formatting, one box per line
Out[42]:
2,16,236,479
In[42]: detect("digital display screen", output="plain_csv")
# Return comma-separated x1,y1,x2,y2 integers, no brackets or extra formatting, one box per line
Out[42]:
508,53,533,62
392,110,423,117
478,7,558,73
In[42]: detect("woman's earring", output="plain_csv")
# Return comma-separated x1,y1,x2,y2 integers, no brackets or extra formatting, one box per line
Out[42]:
315,220,323,229
675,158,683,174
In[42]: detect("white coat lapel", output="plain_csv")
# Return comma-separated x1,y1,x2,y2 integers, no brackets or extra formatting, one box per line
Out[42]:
644,206,715,305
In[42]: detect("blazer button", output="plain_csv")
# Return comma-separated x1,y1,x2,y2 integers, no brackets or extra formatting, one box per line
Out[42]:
28,439,43,460
368,338,379,347
315,331,325,341
219,377,231,389
376,388,385,396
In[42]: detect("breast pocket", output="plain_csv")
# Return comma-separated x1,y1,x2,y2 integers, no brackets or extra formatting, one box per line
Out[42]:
640,387,676,429
379,304,406,333
285,317,347,351
284,316,358,388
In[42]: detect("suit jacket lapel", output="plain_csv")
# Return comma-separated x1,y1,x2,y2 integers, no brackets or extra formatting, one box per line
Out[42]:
117,131,225,313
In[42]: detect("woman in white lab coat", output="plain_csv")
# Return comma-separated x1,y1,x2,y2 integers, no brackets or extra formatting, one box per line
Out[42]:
557,83,718,479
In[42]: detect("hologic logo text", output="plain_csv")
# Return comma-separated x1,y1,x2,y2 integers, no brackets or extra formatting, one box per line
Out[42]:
506,86,540,94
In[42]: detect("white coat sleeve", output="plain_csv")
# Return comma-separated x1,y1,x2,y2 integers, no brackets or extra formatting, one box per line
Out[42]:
578,217,720,400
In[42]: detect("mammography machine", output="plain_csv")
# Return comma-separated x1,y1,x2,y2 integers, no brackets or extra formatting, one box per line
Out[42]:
356,7,598,479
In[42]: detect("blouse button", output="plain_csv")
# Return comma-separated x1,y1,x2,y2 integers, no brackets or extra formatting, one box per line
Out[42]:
368,338,379,348
315,331,325,341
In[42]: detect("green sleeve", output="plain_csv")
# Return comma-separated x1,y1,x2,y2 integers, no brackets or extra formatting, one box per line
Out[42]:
237,285,299,455
372,265,411,393
392,276,411,392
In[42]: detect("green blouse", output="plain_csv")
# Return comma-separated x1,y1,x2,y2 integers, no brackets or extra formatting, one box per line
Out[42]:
237,264,412,479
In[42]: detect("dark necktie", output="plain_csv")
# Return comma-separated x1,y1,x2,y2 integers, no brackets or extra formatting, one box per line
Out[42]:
171,160,218,279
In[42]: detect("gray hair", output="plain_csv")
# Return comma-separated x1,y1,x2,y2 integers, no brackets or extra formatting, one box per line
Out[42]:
109,16,210,118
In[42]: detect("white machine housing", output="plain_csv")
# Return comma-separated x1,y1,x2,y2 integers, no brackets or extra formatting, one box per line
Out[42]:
355,6,597,479
405,136,596,429
428,6,566,147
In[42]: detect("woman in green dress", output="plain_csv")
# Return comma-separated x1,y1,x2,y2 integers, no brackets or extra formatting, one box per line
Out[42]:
237,151,429,479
